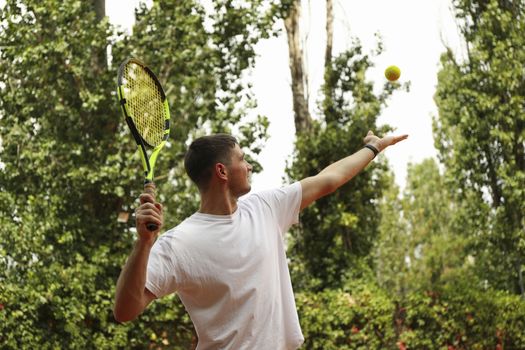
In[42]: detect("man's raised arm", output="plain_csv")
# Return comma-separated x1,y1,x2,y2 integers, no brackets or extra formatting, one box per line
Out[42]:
113,191,162,322
299,131,408,210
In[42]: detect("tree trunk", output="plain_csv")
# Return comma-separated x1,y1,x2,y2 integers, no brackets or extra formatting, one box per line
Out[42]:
91,0,107,72
284,0,312,133
322,0,336,121
325,0,333,68
517,259,525,298
93,0,105,22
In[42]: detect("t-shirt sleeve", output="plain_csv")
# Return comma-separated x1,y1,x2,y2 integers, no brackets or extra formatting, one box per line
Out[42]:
145,236,179,298
252,182,302,232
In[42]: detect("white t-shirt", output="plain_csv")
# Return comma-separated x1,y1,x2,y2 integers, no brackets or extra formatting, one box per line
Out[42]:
146,182,304,350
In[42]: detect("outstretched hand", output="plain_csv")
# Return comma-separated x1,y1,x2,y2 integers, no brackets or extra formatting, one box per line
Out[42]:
363,130,408,153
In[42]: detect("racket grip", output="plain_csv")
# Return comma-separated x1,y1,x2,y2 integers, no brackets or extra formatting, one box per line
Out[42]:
146,223,158,231
143,182,158,231
143,181,157,198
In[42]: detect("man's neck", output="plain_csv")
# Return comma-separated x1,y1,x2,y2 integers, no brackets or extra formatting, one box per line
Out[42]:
199,190,238,215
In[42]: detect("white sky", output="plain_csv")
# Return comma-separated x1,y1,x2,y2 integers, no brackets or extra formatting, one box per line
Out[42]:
106,0,463,192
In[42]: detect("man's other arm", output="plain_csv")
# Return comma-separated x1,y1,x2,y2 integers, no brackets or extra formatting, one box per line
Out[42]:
300,131,408,210
113,192,162,322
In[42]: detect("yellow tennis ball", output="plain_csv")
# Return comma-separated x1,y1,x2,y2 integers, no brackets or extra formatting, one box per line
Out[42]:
385,65,401,81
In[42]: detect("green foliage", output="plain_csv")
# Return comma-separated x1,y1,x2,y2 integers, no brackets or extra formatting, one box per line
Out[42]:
112,0,274,227
375,159,469,299
2,0,524,347
399,282,525,349
287,40,408,290
296,279,525,350
296,282,397,349
0,2,130,346
433,0,525,295
0,0,276,347
374,171,411,298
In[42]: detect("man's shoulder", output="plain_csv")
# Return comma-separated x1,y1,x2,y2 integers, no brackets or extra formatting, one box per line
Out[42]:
242,182,301,205
158,216,195,240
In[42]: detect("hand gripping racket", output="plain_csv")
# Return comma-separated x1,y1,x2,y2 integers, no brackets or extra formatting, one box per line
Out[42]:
117,58,170,231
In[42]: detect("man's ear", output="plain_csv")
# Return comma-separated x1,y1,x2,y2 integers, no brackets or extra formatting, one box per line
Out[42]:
215,163,228,180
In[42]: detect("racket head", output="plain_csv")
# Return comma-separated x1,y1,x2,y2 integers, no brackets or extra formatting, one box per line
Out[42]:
117,58,170,148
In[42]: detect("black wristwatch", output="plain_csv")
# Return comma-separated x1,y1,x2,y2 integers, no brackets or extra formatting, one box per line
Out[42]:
364,144,379,158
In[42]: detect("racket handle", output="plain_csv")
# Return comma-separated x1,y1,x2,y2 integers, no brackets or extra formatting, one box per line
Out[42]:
143,181,156,197
146,223,158,231
143,181,158,231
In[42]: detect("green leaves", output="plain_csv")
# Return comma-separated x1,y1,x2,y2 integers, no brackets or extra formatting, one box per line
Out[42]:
295,280,525,349
0,0,275,347
287,39,400,290
434,0,525,295
1,0,524,347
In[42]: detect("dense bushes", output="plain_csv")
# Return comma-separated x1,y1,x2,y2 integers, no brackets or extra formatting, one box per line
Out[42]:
296,280,525,350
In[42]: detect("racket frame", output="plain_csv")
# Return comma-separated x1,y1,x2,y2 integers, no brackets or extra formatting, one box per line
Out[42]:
117,58,171,185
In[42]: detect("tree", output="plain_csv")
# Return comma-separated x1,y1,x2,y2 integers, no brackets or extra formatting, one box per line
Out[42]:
374,170,411,298
0,1,132,347
278,0,408,290
433,0,525,296
112,0,274,227
0,0,276,347
286,44,407,290
375,159,469,300
283,0,312,133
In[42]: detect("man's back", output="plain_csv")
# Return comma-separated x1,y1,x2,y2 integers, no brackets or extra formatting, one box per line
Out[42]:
146,183,304,350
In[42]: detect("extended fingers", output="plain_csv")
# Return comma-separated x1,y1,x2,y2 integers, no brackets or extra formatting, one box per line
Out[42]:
364,131,408,150
392,134,409,144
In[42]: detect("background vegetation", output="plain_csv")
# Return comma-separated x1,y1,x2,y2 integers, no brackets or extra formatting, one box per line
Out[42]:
0,0,523,349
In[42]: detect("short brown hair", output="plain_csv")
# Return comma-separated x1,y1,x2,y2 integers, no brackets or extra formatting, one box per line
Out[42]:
184,134,238,190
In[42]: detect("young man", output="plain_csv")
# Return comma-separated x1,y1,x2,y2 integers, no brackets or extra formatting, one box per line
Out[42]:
114,131,408,349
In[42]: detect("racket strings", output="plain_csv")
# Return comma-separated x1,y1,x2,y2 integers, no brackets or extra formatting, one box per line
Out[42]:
123,63,166,147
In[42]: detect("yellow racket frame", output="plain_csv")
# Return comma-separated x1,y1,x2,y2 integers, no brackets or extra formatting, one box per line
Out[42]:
117,58,170,184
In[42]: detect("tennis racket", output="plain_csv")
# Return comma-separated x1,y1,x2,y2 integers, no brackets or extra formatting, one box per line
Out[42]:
117,58,170,231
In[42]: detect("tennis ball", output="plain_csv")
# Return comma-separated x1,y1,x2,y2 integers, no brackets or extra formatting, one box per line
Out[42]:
385,65,401,81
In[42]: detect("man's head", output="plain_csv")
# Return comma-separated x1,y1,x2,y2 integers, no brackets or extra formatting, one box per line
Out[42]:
184,134,252,195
